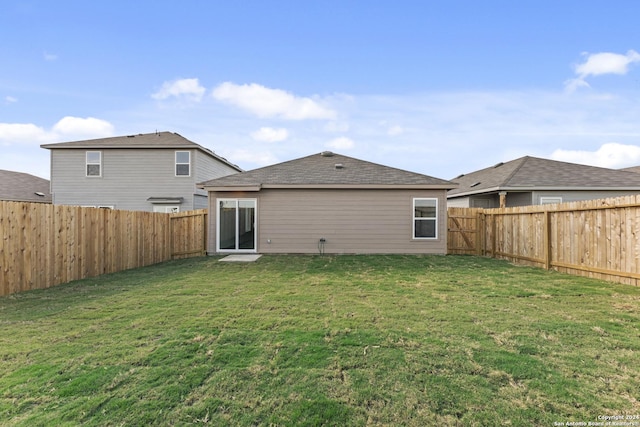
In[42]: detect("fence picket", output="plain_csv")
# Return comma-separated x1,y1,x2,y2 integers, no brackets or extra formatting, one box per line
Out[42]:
447,195,640,286
0,202,208,296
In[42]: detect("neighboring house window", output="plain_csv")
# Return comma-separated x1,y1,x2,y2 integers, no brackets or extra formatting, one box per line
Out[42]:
98,205,114,209
153,205,180,213
86,151,102,177
176,151,190,176
413,198,438,239
540,197,562,205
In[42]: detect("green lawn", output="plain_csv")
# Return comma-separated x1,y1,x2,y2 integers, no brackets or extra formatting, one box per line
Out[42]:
1,255,639,426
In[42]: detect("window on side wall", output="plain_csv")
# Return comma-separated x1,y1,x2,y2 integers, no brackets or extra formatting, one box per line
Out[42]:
86,151,101,177
176,151,190,176
153,205,180,213
540,196,562,205
413,198,438,239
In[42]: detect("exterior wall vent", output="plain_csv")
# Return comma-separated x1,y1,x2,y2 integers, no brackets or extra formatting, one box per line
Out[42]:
335,163,344,169
321,151,335,157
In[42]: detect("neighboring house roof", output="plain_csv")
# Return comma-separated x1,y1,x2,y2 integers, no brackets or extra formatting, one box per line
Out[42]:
0,170,52,203
621,165,640,174
198,151,456,190
41,131,242,172
449,156,640,198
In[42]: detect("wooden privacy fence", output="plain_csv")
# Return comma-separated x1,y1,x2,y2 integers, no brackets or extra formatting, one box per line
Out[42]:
447,195,640,286
170,209,208,259
0,202,208,296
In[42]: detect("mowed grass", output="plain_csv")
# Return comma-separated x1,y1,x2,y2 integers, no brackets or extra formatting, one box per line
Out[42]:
1,255,639,426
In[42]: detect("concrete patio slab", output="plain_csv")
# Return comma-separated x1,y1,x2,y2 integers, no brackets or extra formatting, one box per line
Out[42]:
219,254,262,262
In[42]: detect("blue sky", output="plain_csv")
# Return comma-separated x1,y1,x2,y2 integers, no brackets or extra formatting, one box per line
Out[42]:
2,1,640,179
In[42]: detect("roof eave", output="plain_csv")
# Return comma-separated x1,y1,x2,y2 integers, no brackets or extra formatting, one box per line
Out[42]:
200,185,263,192
448,186,640,198
202,183,456,191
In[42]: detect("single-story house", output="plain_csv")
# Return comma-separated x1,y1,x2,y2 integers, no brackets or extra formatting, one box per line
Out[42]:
198,152,457,255
0,170,52,203
447,156,640,208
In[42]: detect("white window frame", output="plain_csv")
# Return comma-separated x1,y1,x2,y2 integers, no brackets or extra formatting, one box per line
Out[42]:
540,196,562,205
175,151,191,177
216,198,257,253
153,205,180,213
86,151,102,177
413,198,438,240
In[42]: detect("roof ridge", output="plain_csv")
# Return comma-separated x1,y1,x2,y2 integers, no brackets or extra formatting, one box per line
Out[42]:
501,156,530,186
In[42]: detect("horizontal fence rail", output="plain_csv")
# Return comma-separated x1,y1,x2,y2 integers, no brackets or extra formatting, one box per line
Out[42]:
448,195,640,286
0,202,207,296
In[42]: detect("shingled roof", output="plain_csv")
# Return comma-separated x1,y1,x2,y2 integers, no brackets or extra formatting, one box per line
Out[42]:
449,156,640,197
199,152,456,189
41,131,241,171
0,170,51,203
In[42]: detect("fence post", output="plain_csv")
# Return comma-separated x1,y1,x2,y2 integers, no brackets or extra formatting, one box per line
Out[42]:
476,209,483,256
543,210,551,270
491,213,497,257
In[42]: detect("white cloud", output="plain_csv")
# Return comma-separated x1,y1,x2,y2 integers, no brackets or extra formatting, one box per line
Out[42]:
565,50,640,92
0,123,49,144
152,78,206,102
43,52,58,61
0,117,114,146
52,116,115,138
551,143,640,169
250,127,289,142
5,96,17,104
326,136,355,150
212,82,336,120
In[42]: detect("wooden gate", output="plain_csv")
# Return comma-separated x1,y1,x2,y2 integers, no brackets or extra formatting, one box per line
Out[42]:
170,209,208,259
447,208,481,255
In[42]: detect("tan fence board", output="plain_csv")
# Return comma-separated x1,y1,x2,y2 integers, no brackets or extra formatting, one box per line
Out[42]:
448,195,640,286
0,202,208,296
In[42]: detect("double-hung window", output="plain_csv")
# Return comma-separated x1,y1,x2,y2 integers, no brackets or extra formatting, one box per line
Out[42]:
176,151,190,176
86,151,101,177
413,198,438,239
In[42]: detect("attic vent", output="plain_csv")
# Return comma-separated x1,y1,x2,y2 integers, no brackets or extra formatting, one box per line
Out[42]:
127,135,136,138
34,192,45,197
335,163,344,169
470,182,481,187
321,151,335,157
493,162,504,168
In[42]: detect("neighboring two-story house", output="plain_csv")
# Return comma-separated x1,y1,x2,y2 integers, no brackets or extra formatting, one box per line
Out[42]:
41,132,242,212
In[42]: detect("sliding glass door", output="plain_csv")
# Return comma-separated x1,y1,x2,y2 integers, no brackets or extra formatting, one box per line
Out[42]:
217,199,257,252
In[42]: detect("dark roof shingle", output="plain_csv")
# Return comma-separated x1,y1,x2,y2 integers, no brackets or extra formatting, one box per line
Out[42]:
199,152,455,188
0,170,51,203
41,131,241,171
449,156,640,196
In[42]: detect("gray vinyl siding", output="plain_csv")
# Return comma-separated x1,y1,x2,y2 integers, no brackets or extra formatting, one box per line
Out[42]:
50,148,237,212
194,150,239,199
446,197,471,208
505,192,532,207
207,188,448,254
532,190,640,205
